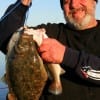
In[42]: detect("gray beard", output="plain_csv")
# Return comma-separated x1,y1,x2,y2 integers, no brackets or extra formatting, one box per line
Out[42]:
64,14,92,30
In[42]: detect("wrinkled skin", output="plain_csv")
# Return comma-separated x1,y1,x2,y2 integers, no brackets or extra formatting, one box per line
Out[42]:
6,27,48,100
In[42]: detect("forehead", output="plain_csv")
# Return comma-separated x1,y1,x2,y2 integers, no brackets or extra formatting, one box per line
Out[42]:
63,0,95,3
63,0,96,1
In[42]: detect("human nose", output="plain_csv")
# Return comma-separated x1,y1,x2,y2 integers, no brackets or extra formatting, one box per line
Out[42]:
70,0,80,9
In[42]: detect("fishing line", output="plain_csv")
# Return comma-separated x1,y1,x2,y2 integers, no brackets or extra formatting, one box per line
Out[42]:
24,6,30,27
24,0,33,27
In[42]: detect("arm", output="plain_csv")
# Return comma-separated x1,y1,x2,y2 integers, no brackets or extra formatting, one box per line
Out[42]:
0,0,31,54
39,38,100,85
62,48,100,84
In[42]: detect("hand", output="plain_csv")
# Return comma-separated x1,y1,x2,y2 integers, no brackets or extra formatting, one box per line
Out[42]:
21,0,32,6
38,38,66,63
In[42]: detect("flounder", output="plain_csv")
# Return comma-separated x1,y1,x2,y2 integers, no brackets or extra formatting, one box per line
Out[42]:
24,27,65,95
6,27,48,100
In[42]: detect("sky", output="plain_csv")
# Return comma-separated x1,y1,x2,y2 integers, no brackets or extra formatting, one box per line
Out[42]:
0,0,100,73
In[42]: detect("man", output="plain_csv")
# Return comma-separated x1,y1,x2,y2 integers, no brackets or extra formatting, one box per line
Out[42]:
0,0,31,54
26,0,100,100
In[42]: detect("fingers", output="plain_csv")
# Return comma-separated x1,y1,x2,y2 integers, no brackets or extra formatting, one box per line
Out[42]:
38,38,51,52
38,38,66,63
21,0,32,6
40,52,53,63
38,38,56,63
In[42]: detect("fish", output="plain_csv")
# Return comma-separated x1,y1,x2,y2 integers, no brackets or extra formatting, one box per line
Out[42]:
6,27,48,100
24,27,66,95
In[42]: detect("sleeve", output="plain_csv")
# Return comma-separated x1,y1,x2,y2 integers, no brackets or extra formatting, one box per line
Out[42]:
61,48,100,85
0,1,30,54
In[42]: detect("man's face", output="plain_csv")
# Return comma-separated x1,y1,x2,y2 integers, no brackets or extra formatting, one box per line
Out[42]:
63,0,96,29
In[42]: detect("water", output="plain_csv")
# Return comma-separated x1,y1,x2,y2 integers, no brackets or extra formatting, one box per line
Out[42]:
0,52,8,100
0,82,8,100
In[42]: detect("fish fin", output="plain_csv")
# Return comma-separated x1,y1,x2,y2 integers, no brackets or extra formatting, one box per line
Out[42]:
7,93,17,100
61,68,66,75
0,73,7,84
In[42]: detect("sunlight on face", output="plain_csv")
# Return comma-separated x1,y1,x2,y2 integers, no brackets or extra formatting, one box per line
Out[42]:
64,12,92,30
63,0,96,30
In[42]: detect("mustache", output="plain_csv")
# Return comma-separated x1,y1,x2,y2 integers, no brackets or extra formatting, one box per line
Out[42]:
69,7,86,14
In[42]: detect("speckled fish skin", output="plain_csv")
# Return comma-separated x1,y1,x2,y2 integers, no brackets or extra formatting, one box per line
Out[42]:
6,28,48,100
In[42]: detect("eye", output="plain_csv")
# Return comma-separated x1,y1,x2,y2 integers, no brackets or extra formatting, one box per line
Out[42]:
64,0,70,5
